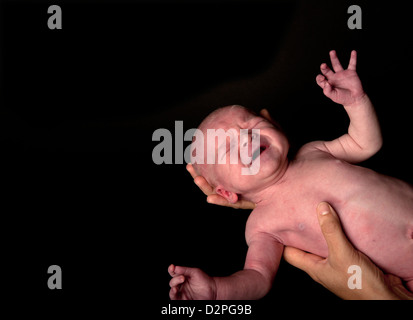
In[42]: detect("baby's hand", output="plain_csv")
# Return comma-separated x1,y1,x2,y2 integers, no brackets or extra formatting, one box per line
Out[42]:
316,50,365,107
168,264,217,300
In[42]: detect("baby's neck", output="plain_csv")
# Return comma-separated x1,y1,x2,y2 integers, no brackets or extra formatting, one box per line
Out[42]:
242,160,290,206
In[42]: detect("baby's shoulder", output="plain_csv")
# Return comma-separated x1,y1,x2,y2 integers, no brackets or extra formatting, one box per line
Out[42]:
244,205,284,244
295,141,333,160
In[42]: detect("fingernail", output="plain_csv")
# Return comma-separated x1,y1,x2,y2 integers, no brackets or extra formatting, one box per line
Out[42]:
318,202,331,215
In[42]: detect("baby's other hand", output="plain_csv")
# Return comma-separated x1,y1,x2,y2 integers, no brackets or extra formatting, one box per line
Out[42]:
168,264,216,300
316,50,365,107
186,163,255,210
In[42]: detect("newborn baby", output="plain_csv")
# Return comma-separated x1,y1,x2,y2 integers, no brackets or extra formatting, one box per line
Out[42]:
168,50,413,299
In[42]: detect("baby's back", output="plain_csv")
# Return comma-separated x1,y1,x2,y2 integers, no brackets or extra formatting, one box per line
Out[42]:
248,151,413,287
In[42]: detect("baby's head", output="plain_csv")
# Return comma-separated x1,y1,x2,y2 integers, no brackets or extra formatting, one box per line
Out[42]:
191,105,289,204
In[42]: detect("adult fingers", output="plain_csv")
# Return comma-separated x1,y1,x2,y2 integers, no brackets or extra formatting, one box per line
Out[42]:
186,163,197,179
235,199,256,210
206,194,233,207
188,163,216,196
207,194,255,209
194,175,214,196
283,246,324,280
259,109,273,122
316,202,354,261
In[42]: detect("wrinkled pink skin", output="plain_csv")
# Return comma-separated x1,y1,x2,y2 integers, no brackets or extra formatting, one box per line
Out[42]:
246,145,413,291
208,106,413,293
178,50,413,299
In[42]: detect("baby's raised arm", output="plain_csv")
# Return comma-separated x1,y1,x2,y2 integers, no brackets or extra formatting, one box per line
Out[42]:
312,50,382,163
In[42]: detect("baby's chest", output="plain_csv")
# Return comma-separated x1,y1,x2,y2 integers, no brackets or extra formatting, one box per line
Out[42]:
260,163,360,255
271,199,332,256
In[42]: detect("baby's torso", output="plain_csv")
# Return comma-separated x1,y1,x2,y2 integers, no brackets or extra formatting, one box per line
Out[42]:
246,151,413,280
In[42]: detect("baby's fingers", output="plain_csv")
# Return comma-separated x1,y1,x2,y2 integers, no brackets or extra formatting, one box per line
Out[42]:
168,264,190,277
322,81,333,97
168,264,176,277
316,74,333,97
169,275,186,288
329,50,344,72
320,63,334,79
347,50,357,71
316,74,326,87
169,286,180,300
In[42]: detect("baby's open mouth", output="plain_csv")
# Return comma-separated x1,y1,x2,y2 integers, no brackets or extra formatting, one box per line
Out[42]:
252,145,268,162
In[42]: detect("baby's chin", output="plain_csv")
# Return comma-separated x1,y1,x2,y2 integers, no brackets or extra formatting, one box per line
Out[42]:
254,147,287,178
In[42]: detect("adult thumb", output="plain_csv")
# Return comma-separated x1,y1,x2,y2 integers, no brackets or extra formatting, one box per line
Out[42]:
317,202,354,259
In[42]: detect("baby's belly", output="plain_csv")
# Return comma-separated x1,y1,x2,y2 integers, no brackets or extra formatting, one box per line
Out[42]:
280,169,413,281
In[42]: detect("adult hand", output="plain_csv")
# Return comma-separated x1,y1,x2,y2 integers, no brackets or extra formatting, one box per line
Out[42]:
283,202,413,300
186,163,255,209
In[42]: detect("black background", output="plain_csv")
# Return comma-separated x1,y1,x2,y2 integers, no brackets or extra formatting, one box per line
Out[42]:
1,0,412,317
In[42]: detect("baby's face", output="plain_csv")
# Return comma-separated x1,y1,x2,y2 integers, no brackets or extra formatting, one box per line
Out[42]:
206,107,289,196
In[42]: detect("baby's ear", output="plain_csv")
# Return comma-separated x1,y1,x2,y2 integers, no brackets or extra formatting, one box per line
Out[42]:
215,186,238,204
